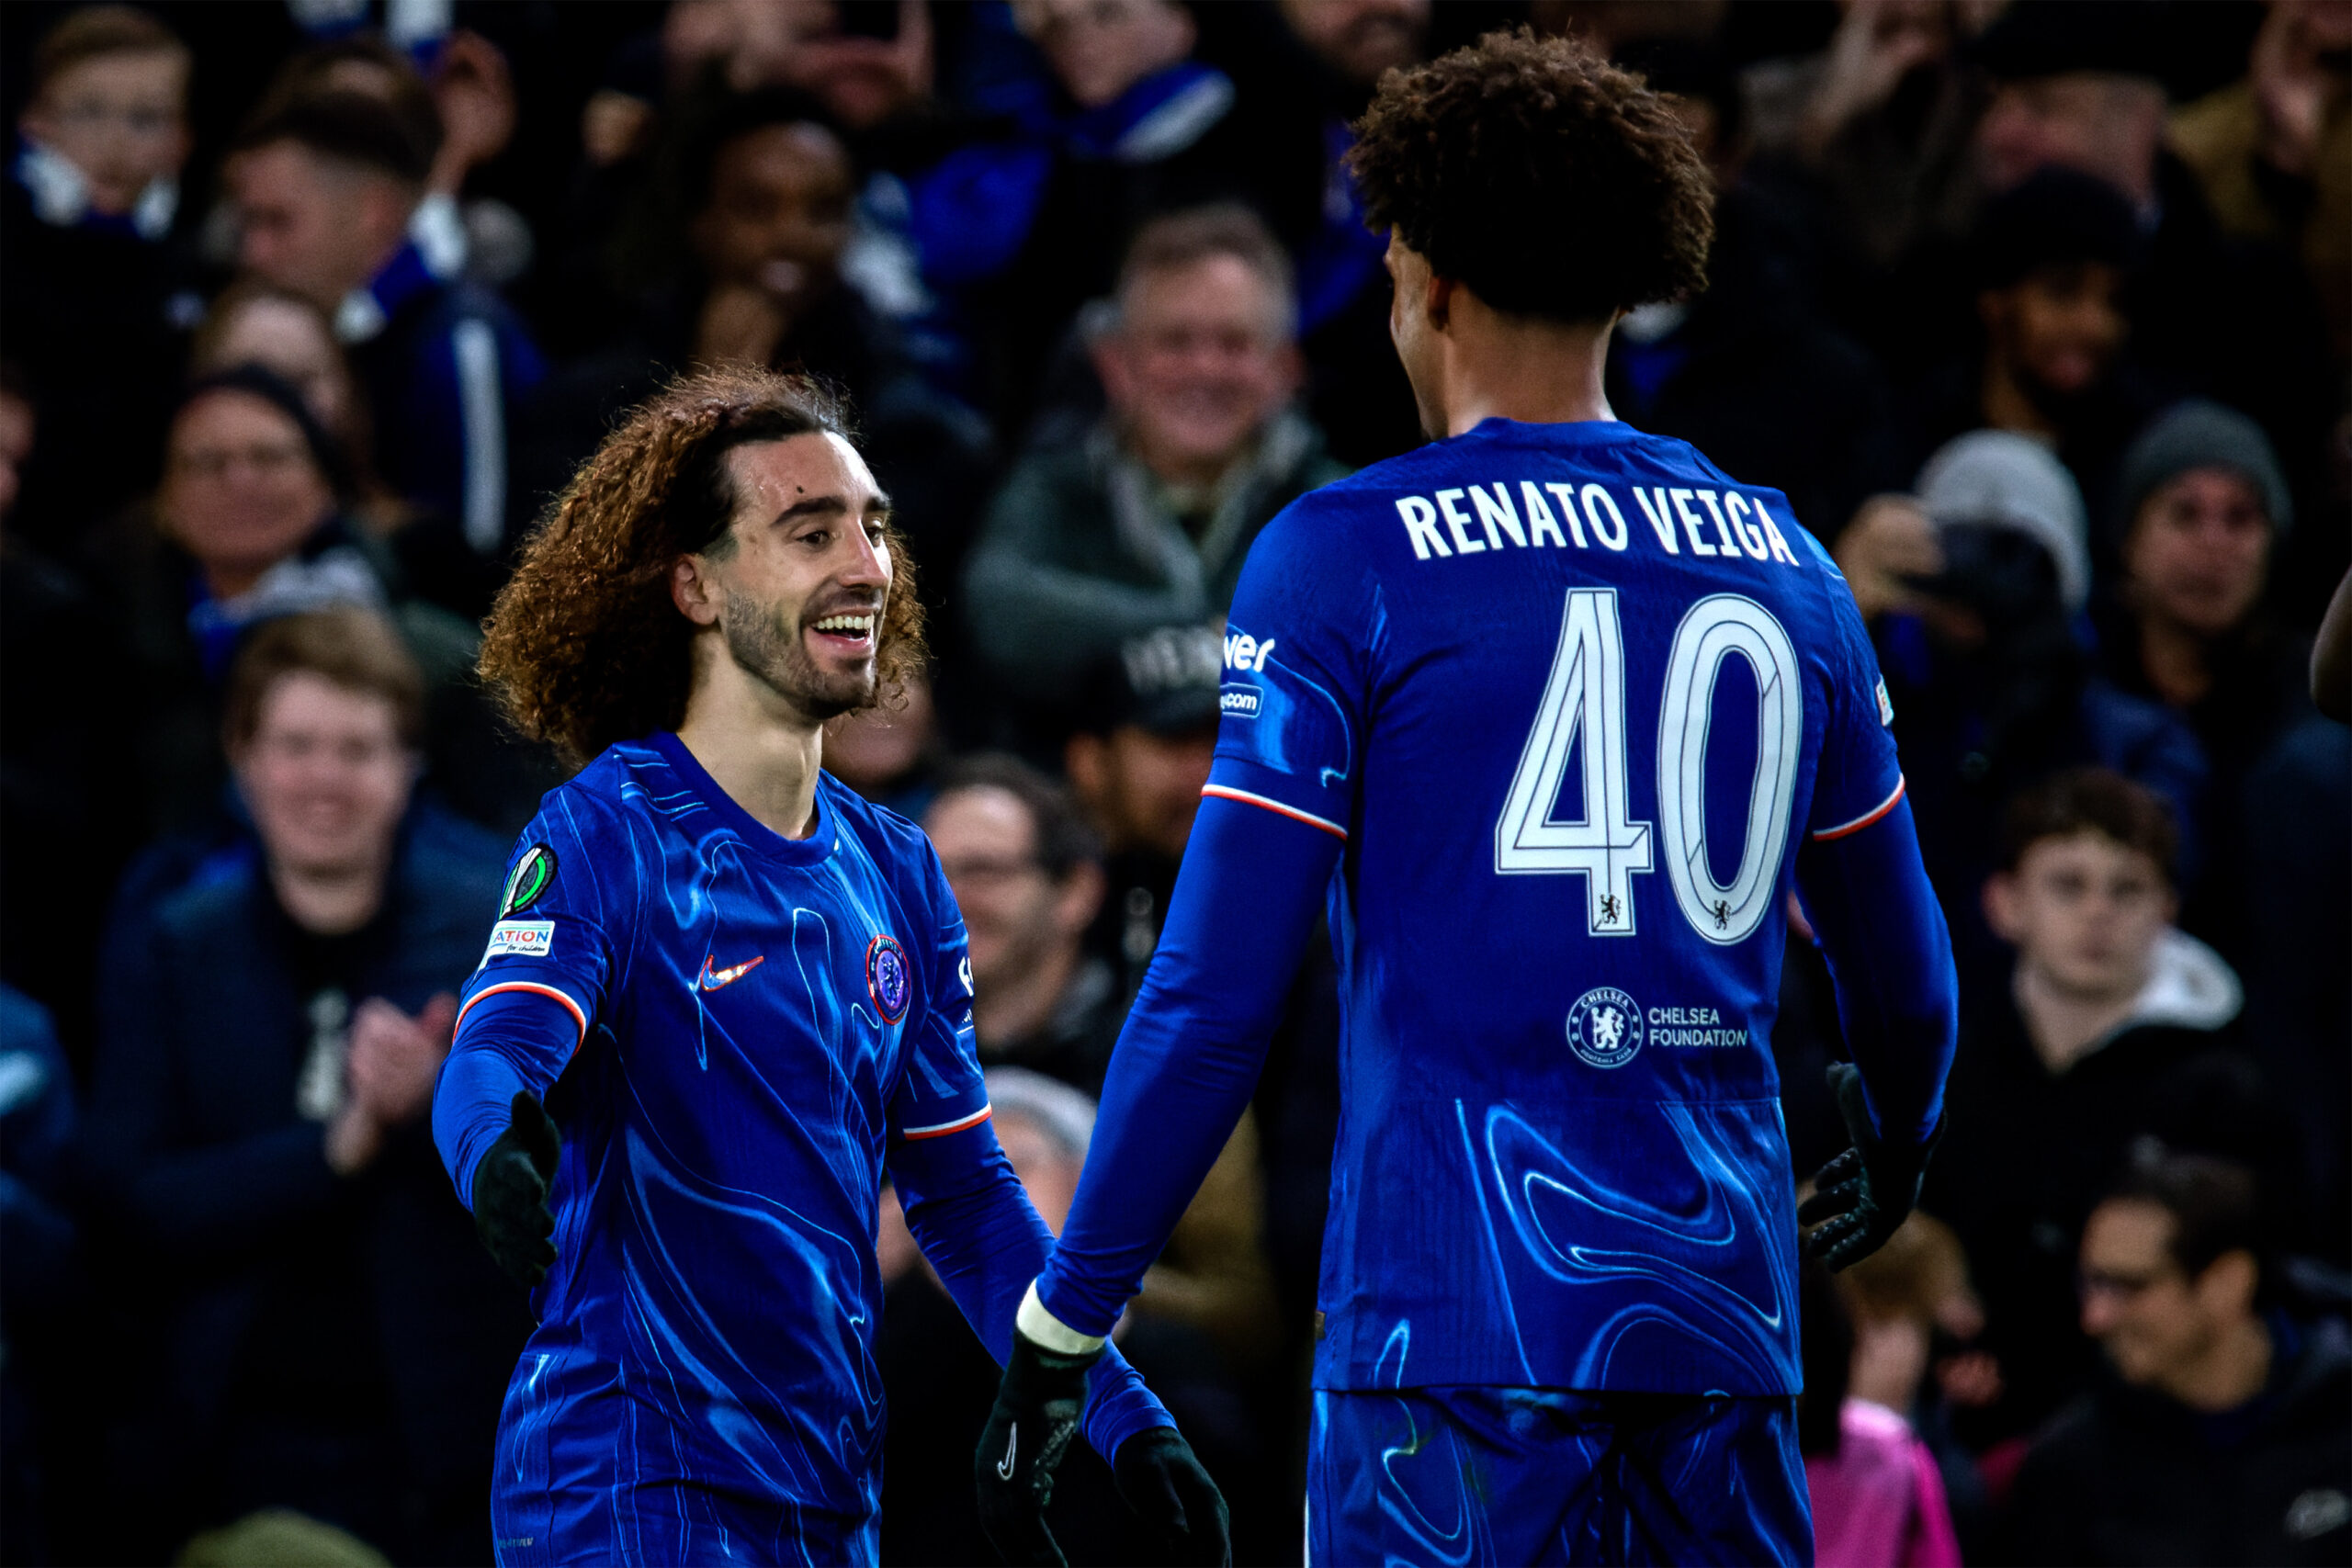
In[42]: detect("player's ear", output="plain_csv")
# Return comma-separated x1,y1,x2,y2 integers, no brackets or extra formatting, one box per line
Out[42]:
1424,270,1454,331
671,553,721,626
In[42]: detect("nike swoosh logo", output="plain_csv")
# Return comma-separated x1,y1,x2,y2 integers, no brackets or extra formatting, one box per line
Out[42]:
697,954,764,991
997,1424,1017,1481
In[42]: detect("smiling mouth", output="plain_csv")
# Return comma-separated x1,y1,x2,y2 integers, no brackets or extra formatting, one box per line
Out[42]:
808,611,876,650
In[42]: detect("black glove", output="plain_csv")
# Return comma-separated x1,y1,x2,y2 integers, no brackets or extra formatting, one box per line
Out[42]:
1798,1062,1940,1271
975,1330,1233,1567
472,1089,560,1287
975,1330,1099,1567
1112,1426,1231,1567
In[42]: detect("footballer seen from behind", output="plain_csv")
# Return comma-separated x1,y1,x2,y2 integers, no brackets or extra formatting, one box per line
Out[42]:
429,368,1227,1566
977,31,1959,1568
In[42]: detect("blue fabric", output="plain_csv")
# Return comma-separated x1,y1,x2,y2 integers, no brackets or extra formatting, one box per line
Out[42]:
1293,118,1388,336
0,986,77,1314
432,736,1167,1565
349,244,545,541
1306,1385,1811,1567
1044,417,1950,1398
1792,796,1957,1147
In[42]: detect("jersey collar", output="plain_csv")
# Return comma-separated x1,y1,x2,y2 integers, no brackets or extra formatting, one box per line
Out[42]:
650,731,839,866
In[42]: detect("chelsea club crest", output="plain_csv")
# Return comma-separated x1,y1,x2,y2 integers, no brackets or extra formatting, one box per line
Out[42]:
865,934,911,1024
1566,987,1643,1069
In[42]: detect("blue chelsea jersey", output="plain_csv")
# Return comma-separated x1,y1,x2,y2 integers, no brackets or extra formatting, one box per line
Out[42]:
1213,419,1905,1396
451,735,989,1550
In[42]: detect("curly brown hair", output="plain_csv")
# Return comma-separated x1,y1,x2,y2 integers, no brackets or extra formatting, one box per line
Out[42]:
1346,28,1714,324
480,366,926,766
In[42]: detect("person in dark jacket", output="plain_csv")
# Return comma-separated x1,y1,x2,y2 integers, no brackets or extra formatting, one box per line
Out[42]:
2004,1145,2350,1567
92,367,553,856
82,611,530,1565
2095,401,2337,949
964,205,1347,733
2,7,201,551
2094,402,2351,1246
228,89,544,560
1924,769,2300,1441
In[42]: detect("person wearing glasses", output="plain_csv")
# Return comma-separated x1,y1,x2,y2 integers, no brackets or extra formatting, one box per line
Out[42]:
2006,1144,2349,1566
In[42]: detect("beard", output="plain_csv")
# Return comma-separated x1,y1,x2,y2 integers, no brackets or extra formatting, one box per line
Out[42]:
718,584,877,722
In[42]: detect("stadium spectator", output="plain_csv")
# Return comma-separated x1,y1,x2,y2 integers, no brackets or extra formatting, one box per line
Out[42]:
1903,165,2159,530
95,367,547,850
923,753,1280,1367
187,279,495,617
1741,0,1984,281
1844,431,2206,951
79,610,530,1564
1057,623,1222,994
1603,39,1906,541
2097,400,2346,953
229,89,544,557
1923,769,2300,1439
910,0,1303,432
2168,0,2352,366
1797,1259,1963,1568
965,206,1345,720
1838,1211,1999,1557
254,32,527,288
877,1066,1273,1566
923,755,1116,1090
2003,1145,2352,1566
1969,1,2335,532
1263,0,1430,465
3,6,198,547
519,87,992,631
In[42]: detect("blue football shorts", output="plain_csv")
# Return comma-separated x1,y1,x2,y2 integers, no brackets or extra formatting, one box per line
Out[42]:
1306,1385,1811,1567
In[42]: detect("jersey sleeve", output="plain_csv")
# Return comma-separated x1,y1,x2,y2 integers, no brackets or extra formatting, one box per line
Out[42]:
1204,497,1376,841
884,846,991,1145
1805,570,1907,842
882,844,1173,1459
434,790,632,1202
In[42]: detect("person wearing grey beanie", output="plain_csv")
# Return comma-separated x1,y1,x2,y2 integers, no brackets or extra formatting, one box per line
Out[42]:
2100,400,2299,724
2097,398,2337,975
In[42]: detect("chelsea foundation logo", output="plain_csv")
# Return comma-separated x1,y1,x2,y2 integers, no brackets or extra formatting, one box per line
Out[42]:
1566,987,1643,1069
865,934,911,1024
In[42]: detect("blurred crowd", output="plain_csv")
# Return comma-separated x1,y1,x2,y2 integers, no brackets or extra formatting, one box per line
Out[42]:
0,1,2346,1563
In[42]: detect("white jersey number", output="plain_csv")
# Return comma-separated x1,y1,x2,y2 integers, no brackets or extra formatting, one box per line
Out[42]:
1497,590,1804,942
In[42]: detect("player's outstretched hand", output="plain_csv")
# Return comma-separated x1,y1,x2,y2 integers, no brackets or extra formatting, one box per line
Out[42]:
473,1089,560,1287
975,1329,1100,1566
1114,1427,1230,1567
1798,1062,1940,1271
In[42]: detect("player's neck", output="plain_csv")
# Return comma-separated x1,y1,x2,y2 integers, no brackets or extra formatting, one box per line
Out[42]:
1427,303,1616,437
677,653,829,841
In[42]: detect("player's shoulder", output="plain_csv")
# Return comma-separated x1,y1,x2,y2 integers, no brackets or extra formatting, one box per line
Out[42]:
820,773,944,886
529,739,665,849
